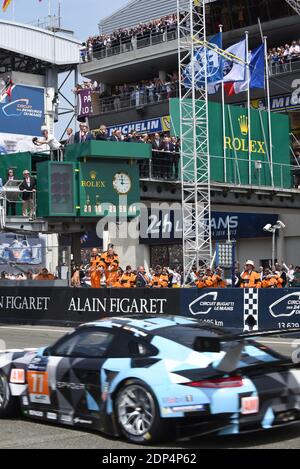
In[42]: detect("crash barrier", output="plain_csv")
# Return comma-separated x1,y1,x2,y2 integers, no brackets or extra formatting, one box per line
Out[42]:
0,286,300,330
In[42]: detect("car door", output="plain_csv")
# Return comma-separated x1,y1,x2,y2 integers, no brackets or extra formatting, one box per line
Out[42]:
48,327,116,428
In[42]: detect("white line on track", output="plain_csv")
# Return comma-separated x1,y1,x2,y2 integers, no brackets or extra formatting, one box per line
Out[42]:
0,326,71,333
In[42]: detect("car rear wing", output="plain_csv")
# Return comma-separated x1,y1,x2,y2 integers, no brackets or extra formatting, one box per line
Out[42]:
194,328,300,373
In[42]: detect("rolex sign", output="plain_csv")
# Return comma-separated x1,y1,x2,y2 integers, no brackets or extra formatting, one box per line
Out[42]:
169,99,290,188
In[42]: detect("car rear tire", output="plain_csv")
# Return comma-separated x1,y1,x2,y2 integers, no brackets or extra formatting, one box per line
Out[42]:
115,379,171,444
0,371,19,418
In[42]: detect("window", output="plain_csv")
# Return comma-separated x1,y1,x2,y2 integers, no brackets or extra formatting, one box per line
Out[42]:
52,329,114,358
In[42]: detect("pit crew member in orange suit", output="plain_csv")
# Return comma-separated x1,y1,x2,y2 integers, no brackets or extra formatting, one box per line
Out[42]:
238,260,262,288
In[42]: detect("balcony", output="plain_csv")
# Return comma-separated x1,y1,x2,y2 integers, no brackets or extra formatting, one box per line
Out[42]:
79,31,179,83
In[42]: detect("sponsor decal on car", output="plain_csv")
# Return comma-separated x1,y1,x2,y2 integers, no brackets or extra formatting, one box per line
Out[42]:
27,371,51,405
60,414,73,424
162,405,205,414
46,412,57,421
74,417,93,425
56,382,85,391
28,410,44,418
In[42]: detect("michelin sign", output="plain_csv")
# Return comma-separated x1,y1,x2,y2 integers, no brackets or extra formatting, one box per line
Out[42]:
107,116,170,137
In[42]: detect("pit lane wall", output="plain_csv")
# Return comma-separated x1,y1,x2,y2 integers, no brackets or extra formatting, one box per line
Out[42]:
0,287,300,331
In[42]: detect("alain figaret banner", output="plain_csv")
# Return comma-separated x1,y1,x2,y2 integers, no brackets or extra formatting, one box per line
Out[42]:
0,84,45,154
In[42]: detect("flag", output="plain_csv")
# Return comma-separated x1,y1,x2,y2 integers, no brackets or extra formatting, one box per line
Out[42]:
183,33,223,90
224,44,265,96
222,39,247,83
2,0,12,12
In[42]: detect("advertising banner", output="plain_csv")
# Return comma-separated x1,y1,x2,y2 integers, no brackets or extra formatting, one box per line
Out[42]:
107,116,170,137
181,289,245,330
78,89,93,118
1,286,300,333
140,209,278,244
169,98,291,188
0,233,46,273
258,289,300,330
0,84,45,154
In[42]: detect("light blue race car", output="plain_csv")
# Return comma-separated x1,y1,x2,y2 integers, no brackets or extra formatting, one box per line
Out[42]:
0,315,300,444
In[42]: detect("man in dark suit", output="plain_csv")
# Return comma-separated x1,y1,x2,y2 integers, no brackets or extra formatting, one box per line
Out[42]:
5,168,17,216
74,123,85,144
151,132,163,177
79,124,93,142
95,125,108,141
162,136,172,179
19,170,37,219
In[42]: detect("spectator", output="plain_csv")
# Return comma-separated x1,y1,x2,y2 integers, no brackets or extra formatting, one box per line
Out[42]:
151,132,163,177
65,128,75,146
5,168,17,216
136,266,150,287
35,268,56,281
96,125,108,141
33,126,62,160
19,170,36,219
74,123,86,144
291,266,300,287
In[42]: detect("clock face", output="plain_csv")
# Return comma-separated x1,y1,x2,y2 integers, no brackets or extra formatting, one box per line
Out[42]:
113,172,132,195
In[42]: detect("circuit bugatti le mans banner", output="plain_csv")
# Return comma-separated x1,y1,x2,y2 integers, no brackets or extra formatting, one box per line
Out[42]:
0,84,45,154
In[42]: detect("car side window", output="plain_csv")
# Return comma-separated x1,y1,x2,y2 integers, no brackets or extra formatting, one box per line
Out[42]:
52,329,114,358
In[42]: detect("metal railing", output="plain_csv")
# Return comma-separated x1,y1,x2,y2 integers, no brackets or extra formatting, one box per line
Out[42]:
90,87,179,116
0,189,37,227
80,29,178,63
140,152,300,190
269,57,300,76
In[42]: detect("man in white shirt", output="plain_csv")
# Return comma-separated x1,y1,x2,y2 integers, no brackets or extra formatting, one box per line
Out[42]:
33,126,62,160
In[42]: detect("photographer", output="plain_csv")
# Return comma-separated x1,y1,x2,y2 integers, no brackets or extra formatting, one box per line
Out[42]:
32,126,62,160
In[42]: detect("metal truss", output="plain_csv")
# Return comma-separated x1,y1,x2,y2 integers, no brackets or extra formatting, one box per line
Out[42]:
285,0,300,15
177,0,212,285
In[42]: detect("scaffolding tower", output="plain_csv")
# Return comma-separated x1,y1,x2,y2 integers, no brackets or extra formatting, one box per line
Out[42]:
285,0,300,15
177,0,212,284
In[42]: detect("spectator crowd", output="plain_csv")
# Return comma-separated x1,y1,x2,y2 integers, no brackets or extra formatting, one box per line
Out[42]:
73,73,179,113
81,14,179,61
268,39,300,73
68,247,300,289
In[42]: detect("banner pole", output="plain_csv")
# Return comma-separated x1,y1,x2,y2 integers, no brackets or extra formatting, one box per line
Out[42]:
219,24,227,183
264,35,274,187
245,31,251,185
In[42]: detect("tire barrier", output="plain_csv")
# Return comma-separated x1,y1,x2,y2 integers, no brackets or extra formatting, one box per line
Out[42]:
0,286,299,331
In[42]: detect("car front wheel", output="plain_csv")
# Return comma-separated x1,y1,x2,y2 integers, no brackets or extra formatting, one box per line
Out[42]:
115,379,171,444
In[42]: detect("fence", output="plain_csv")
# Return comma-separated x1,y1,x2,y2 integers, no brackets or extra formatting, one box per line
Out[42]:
81,30,178,63
91,87,179,116
0,286,300,332
140,152,298,189
269,58,300,76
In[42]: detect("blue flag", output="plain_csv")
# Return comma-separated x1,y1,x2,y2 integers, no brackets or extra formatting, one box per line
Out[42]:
249,44,265,89
183,33,223,90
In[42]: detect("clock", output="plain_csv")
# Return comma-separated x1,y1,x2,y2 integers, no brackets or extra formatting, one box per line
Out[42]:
112,172,132,195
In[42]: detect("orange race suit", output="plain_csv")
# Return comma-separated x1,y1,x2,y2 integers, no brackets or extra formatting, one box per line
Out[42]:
90,255,103,288
239,270,261,288
100,251,120,287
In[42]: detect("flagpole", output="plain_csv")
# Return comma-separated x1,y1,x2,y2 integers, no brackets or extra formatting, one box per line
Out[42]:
245,30,251,185
219,24,227,183
264,35,274,187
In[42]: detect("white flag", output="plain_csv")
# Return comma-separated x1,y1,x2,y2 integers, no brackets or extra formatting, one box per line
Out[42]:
223,39,246,83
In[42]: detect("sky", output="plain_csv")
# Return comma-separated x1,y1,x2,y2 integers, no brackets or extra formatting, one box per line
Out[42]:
0,0,129,40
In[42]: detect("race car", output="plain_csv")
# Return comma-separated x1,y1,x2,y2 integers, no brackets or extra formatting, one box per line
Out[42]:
1,315,300,444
